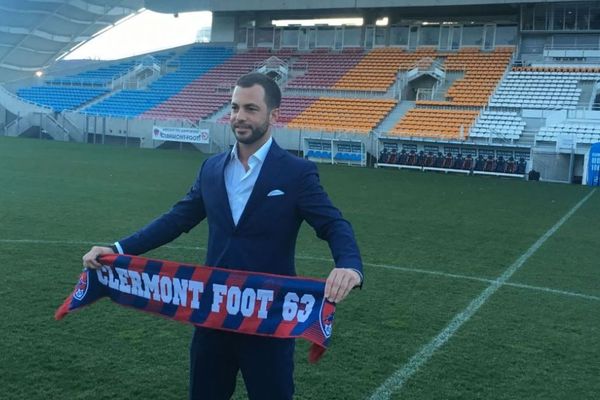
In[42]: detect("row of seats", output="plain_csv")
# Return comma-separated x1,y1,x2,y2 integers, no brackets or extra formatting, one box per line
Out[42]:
85,46,234,117
289,47,513,94
378,149,527,174
379,150,474,170
536,123,600,144
469,110,526,140
331,48,437,92
390,108,480,140
47,61,136,86
472,155,527,174
142,49,284,120
218,96,318,125
441,47,513,107
334,152,363,162
414,48,514,110
306,150,362,162
287,98,396,134
287,51,364,89
513,66,600,74
306,150,332,159
489,70,591,109
16,86,108,111
20,46,599,145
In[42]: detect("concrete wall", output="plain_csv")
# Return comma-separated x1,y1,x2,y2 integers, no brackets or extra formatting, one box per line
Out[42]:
58,111,378,157
0,105,6,129
211,14,236,43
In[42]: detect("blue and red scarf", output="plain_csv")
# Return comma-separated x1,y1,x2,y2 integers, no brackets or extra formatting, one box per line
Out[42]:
56,254,336,362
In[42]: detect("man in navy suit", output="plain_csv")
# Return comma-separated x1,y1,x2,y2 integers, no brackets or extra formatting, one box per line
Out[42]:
83,72,363,400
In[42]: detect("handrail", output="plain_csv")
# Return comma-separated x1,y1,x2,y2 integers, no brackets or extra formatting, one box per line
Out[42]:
46,114,69,135
3,117,19,132
544,44,600,51
283,87,394,98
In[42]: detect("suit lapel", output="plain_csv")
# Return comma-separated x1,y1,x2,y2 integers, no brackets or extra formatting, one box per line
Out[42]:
235,140,285,229
217,151,236,229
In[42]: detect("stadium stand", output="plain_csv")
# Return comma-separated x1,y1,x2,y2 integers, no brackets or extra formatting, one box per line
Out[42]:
489,69,600,109
16,86,109,112
84,46,233,117
416,47,514,107
286,49,365,89
389,108,480,140
388,48,514,141
45,51,176,88
470,110,526,141
142,49,289,120
332,47,437,92
46,61,137,86
276,97,319,124
536,122,600,144
4,0,599,185
442,47,513,107
218,95,318,125
13,50,179,113
287,97,396,134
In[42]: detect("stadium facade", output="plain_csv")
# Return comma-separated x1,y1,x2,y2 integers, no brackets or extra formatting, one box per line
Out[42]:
1,0,599,185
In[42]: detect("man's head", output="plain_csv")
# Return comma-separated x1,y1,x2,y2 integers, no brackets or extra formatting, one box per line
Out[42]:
230,73,281,146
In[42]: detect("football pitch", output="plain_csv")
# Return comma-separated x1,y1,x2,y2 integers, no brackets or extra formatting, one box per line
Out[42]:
1,136,598,400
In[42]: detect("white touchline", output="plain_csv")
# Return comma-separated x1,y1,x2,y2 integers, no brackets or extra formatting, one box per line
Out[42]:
353,261,600,302
1,211,599,304
295,256,600,302
367,189,596,400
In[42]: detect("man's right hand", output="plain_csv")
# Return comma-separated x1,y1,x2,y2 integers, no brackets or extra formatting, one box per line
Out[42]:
82,246,115,269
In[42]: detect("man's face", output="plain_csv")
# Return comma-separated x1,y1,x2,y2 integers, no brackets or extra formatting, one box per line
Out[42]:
230,84,278,145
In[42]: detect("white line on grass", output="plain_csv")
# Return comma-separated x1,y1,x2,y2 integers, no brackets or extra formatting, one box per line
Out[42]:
1,230,599,303
354,260,600,302
367,189,596,400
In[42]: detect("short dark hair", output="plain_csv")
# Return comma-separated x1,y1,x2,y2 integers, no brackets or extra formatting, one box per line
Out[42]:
235,72,281,110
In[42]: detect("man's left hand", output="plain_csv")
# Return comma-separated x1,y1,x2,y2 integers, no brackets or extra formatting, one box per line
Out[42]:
324,268,361,303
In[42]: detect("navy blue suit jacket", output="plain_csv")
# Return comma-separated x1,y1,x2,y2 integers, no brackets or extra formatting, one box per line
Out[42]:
118,140,362,278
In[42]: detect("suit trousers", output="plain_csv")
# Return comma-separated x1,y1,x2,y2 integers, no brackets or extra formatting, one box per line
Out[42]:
189,327,295,400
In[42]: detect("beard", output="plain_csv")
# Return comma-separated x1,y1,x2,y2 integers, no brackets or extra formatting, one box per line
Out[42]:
231,119,270,145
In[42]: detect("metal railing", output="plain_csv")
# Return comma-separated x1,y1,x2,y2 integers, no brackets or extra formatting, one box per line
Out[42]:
544,44,600,51
283,87,394,99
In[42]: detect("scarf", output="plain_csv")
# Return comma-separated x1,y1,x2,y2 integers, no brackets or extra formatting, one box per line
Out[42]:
56,254,335,362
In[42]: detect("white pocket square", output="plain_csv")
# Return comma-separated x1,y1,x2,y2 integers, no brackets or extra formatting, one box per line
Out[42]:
267,189,285,197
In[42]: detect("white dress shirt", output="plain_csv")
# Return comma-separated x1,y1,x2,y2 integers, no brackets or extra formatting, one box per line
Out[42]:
224,137,273,225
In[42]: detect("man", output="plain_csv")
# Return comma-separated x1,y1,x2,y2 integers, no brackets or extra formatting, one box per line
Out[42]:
83,72,363,400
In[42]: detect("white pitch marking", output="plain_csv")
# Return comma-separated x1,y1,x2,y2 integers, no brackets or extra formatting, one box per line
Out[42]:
1,232,599,303
367,189,596,400
296,255,600,302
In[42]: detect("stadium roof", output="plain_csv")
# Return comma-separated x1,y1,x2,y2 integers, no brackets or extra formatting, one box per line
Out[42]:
145,0,567,13
0,0,143,83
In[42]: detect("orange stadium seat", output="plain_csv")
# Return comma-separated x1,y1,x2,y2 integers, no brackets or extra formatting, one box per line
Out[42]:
287,97,396,134
389,109,480,140
331,47,437,92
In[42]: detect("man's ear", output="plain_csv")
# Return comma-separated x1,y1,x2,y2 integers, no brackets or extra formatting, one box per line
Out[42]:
269,107,279,124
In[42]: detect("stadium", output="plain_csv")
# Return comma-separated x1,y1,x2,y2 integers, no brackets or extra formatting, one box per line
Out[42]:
0,1,599,399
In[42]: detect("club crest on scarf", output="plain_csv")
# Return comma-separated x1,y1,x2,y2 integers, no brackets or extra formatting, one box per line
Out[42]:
319,300,335,338
73,270,89,301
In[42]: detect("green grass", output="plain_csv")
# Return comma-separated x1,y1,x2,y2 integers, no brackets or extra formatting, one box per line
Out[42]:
0,136,598,399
